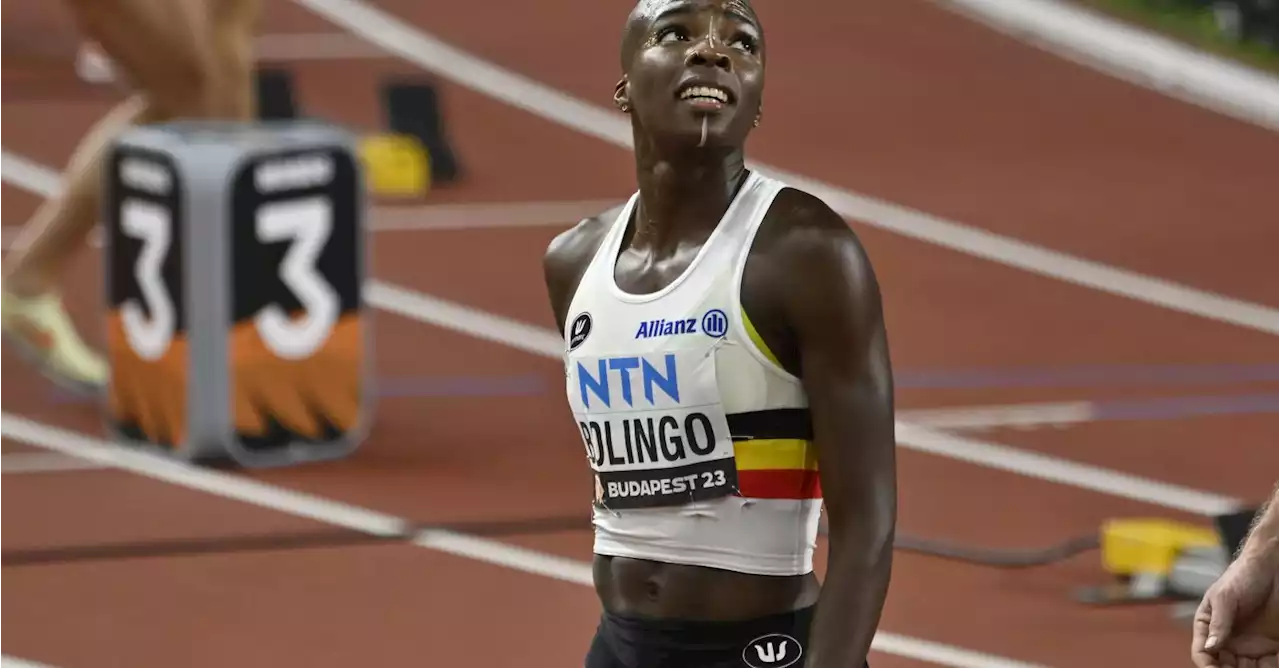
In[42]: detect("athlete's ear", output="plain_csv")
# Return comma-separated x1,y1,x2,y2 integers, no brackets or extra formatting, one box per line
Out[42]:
613,77,631,113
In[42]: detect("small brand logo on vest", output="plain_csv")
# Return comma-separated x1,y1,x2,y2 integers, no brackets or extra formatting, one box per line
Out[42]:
700,308,728,338
742,633,802,668
568,313,593,351
633,309,729,340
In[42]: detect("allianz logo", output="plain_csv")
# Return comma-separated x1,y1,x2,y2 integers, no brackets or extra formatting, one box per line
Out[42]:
634,309,729,340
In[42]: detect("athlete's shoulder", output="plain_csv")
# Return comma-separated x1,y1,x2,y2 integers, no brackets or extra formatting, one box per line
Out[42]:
541,202,628,335
740,184,881,374
762,186,881,320
543,202,626,273
767,186,852,235
762,186,871,274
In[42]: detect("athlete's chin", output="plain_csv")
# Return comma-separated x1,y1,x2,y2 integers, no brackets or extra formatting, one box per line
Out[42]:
670,115,747,149
692,133,739,150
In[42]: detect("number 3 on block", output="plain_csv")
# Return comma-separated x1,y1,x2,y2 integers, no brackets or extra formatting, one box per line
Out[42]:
120,199,176,361
253,197,339,360
118,196,339,362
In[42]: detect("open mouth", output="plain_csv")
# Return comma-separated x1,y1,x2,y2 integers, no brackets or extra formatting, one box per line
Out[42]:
676,83,735,110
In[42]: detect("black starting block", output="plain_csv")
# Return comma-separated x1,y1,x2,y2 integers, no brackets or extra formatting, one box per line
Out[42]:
103,119,372,469
255,68,462,198
1215,505,1262,557
256,68,299,122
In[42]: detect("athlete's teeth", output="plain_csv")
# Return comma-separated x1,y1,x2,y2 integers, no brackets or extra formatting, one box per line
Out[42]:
682,86,728,102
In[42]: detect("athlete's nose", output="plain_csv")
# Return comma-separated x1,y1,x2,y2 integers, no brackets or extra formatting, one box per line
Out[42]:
686,42,732,71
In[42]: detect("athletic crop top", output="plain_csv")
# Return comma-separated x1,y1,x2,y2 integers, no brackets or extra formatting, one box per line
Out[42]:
562,171,823,577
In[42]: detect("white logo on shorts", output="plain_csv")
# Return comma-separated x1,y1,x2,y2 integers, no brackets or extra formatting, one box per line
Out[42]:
742,633,801,668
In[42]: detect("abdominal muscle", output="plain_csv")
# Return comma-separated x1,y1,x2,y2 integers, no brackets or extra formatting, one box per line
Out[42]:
592,554,821,621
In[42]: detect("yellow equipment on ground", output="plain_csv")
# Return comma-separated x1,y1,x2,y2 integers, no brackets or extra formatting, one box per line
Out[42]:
358,135,431,199
1100,517,1221,577
1077,517,1229,609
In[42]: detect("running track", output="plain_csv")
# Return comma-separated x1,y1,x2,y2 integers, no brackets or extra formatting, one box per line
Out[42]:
2,1,1277,666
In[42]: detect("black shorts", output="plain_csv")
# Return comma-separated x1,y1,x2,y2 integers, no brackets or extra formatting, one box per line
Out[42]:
585,605,850,668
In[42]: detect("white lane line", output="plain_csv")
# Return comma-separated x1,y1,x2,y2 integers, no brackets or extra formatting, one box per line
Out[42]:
1,656,58,668
933,0,1278,130
2,451,108,474
255,31,393,61
368,198,617,232
0,198,616,250
900,401,1095,431
50,34,389,88
896,421,1239,515
290,0,1277,334
73,33,388,83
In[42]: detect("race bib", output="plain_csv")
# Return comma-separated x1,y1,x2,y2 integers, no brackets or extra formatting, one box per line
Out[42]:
569,349,738,509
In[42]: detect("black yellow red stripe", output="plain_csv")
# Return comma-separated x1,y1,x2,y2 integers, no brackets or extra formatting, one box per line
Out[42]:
727,409,821,500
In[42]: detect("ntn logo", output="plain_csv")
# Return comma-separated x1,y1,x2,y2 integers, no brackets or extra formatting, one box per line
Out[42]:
577,354,678,408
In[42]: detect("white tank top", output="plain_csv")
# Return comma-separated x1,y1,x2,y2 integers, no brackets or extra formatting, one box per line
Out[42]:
563,171,823,577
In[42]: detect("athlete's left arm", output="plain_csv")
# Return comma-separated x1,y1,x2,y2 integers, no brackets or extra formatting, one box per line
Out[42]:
780,198,896,668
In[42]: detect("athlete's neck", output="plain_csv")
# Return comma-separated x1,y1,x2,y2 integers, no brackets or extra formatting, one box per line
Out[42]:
629,134,748,255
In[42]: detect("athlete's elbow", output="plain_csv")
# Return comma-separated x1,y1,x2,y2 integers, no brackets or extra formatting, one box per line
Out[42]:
824,470,896,552
826,502,895,569
837,523,894,563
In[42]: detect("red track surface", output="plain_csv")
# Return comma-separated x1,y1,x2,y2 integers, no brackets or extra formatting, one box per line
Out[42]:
2,1,1277,667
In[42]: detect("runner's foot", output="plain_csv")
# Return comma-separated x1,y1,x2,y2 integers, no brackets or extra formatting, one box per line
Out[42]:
2,289,107,396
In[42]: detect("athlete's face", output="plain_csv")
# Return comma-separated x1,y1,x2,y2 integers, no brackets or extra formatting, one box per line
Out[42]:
617,0,764,149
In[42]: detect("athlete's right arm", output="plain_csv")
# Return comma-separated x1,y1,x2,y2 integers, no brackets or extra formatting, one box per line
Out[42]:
1192,483,1279,666
1240,486,1279,561
541,207,623,336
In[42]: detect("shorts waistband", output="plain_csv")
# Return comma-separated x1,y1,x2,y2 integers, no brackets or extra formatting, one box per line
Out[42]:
600,605,815,647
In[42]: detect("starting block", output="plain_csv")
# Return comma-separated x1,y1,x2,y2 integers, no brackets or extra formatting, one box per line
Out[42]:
1075,517,1226,607
103,119,372,468
359,134,431,198
255,69,460,199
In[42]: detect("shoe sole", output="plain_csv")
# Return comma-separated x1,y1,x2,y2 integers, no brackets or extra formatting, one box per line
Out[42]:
2,330,105,399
